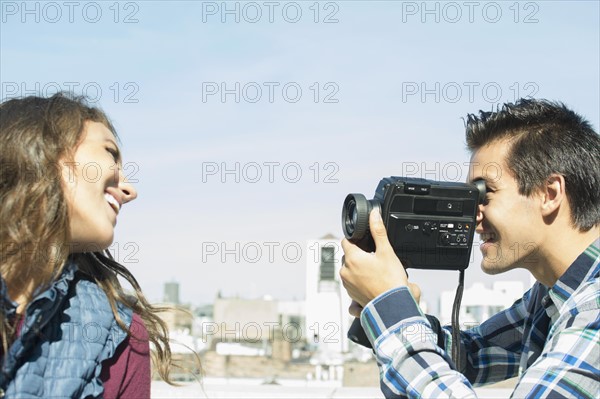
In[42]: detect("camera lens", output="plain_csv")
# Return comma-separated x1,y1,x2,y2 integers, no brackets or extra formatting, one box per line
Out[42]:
345,200,358,231
342,194,370,240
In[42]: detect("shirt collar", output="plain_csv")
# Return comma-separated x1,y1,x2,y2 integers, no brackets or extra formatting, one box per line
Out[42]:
548,238,600,311
0,259,78,321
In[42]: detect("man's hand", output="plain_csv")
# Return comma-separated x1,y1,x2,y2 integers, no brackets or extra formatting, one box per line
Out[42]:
340,209,410,308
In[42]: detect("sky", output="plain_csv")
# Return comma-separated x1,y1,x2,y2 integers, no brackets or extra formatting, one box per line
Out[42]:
1,1,599,312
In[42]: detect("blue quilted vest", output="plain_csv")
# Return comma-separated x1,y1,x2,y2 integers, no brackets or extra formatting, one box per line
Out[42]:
0,260,133,398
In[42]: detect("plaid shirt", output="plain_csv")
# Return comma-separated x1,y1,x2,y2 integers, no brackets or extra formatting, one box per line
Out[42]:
361,240,600,398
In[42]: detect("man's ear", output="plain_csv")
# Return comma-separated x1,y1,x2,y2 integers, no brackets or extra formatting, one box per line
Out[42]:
540,174,566,217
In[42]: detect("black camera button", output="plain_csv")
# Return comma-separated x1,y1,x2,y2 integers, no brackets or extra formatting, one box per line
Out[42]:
423,222,432,235
440,233,452,245
404,183,430,195
437,200,463,214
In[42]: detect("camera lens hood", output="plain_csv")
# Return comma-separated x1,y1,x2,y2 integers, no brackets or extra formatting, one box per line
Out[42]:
342,193,370,240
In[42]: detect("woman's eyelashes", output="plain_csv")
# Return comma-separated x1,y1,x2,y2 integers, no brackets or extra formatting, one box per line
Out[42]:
106,147,121,163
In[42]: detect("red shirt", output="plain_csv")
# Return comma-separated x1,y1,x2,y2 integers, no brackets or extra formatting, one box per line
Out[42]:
100,313,151,399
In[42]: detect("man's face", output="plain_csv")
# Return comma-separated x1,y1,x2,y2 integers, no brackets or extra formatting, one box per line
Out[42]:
468,139,544,275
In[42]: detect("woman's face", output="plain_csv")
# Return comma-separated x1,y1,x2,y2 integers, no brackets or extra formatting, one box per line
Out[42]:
62,121,137,252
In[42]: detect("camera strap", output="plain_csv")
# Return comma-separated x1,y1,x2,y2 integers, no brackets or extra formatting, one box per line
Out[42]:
451,270,465,372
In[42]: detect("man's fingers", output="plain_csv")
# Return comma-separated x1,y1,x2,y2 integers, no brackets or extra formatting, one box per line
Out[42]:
408,282,422,304
369,209,393,254
341,238,354,255
341,238,366,263
349,300,363,317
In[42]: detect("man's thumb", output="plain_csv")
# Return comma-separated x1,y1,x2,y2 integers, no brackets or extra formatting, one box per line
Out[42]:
369,209,390,250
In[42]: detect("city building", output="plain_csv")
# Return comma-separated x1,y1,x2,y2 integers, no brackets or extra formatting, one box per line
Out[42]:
304,234,353,356
153,236,378,385
163,281,180,304
440,281,525,325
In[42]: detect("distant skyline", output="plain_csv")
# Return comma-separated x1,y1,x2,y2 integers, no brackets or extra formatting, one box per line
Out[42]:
1,1,598,306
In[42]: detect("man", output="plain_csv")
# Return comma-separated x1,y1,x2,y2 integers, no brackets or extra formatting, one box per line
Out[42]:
340,99,600,398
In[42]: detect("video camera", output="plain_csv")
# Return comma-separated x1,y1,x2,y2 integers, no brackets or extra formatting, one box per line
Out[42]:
341,176,486,347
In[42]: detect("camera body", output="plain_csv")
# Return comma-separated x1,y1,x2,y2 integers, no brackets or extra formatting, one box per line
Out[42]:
342,177,486,271
341,177,486,348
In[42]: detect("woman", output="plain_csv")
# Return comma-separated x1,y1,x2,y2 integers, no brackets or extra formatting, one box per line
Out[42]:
1,93,174,398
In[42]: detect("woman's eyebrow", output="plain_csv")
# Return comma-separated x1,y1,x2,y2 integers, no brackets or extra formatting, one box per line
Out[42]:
104,138,122,160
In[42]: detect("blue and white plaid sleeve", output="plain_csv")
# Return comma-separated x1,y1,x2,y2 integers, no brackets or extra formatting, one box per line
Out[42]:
362,270,600,399
361,287,479,398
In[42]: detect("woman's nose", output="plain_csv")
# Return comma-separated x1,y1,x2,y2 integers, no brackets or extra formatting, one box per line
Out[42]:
119,179,138,204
